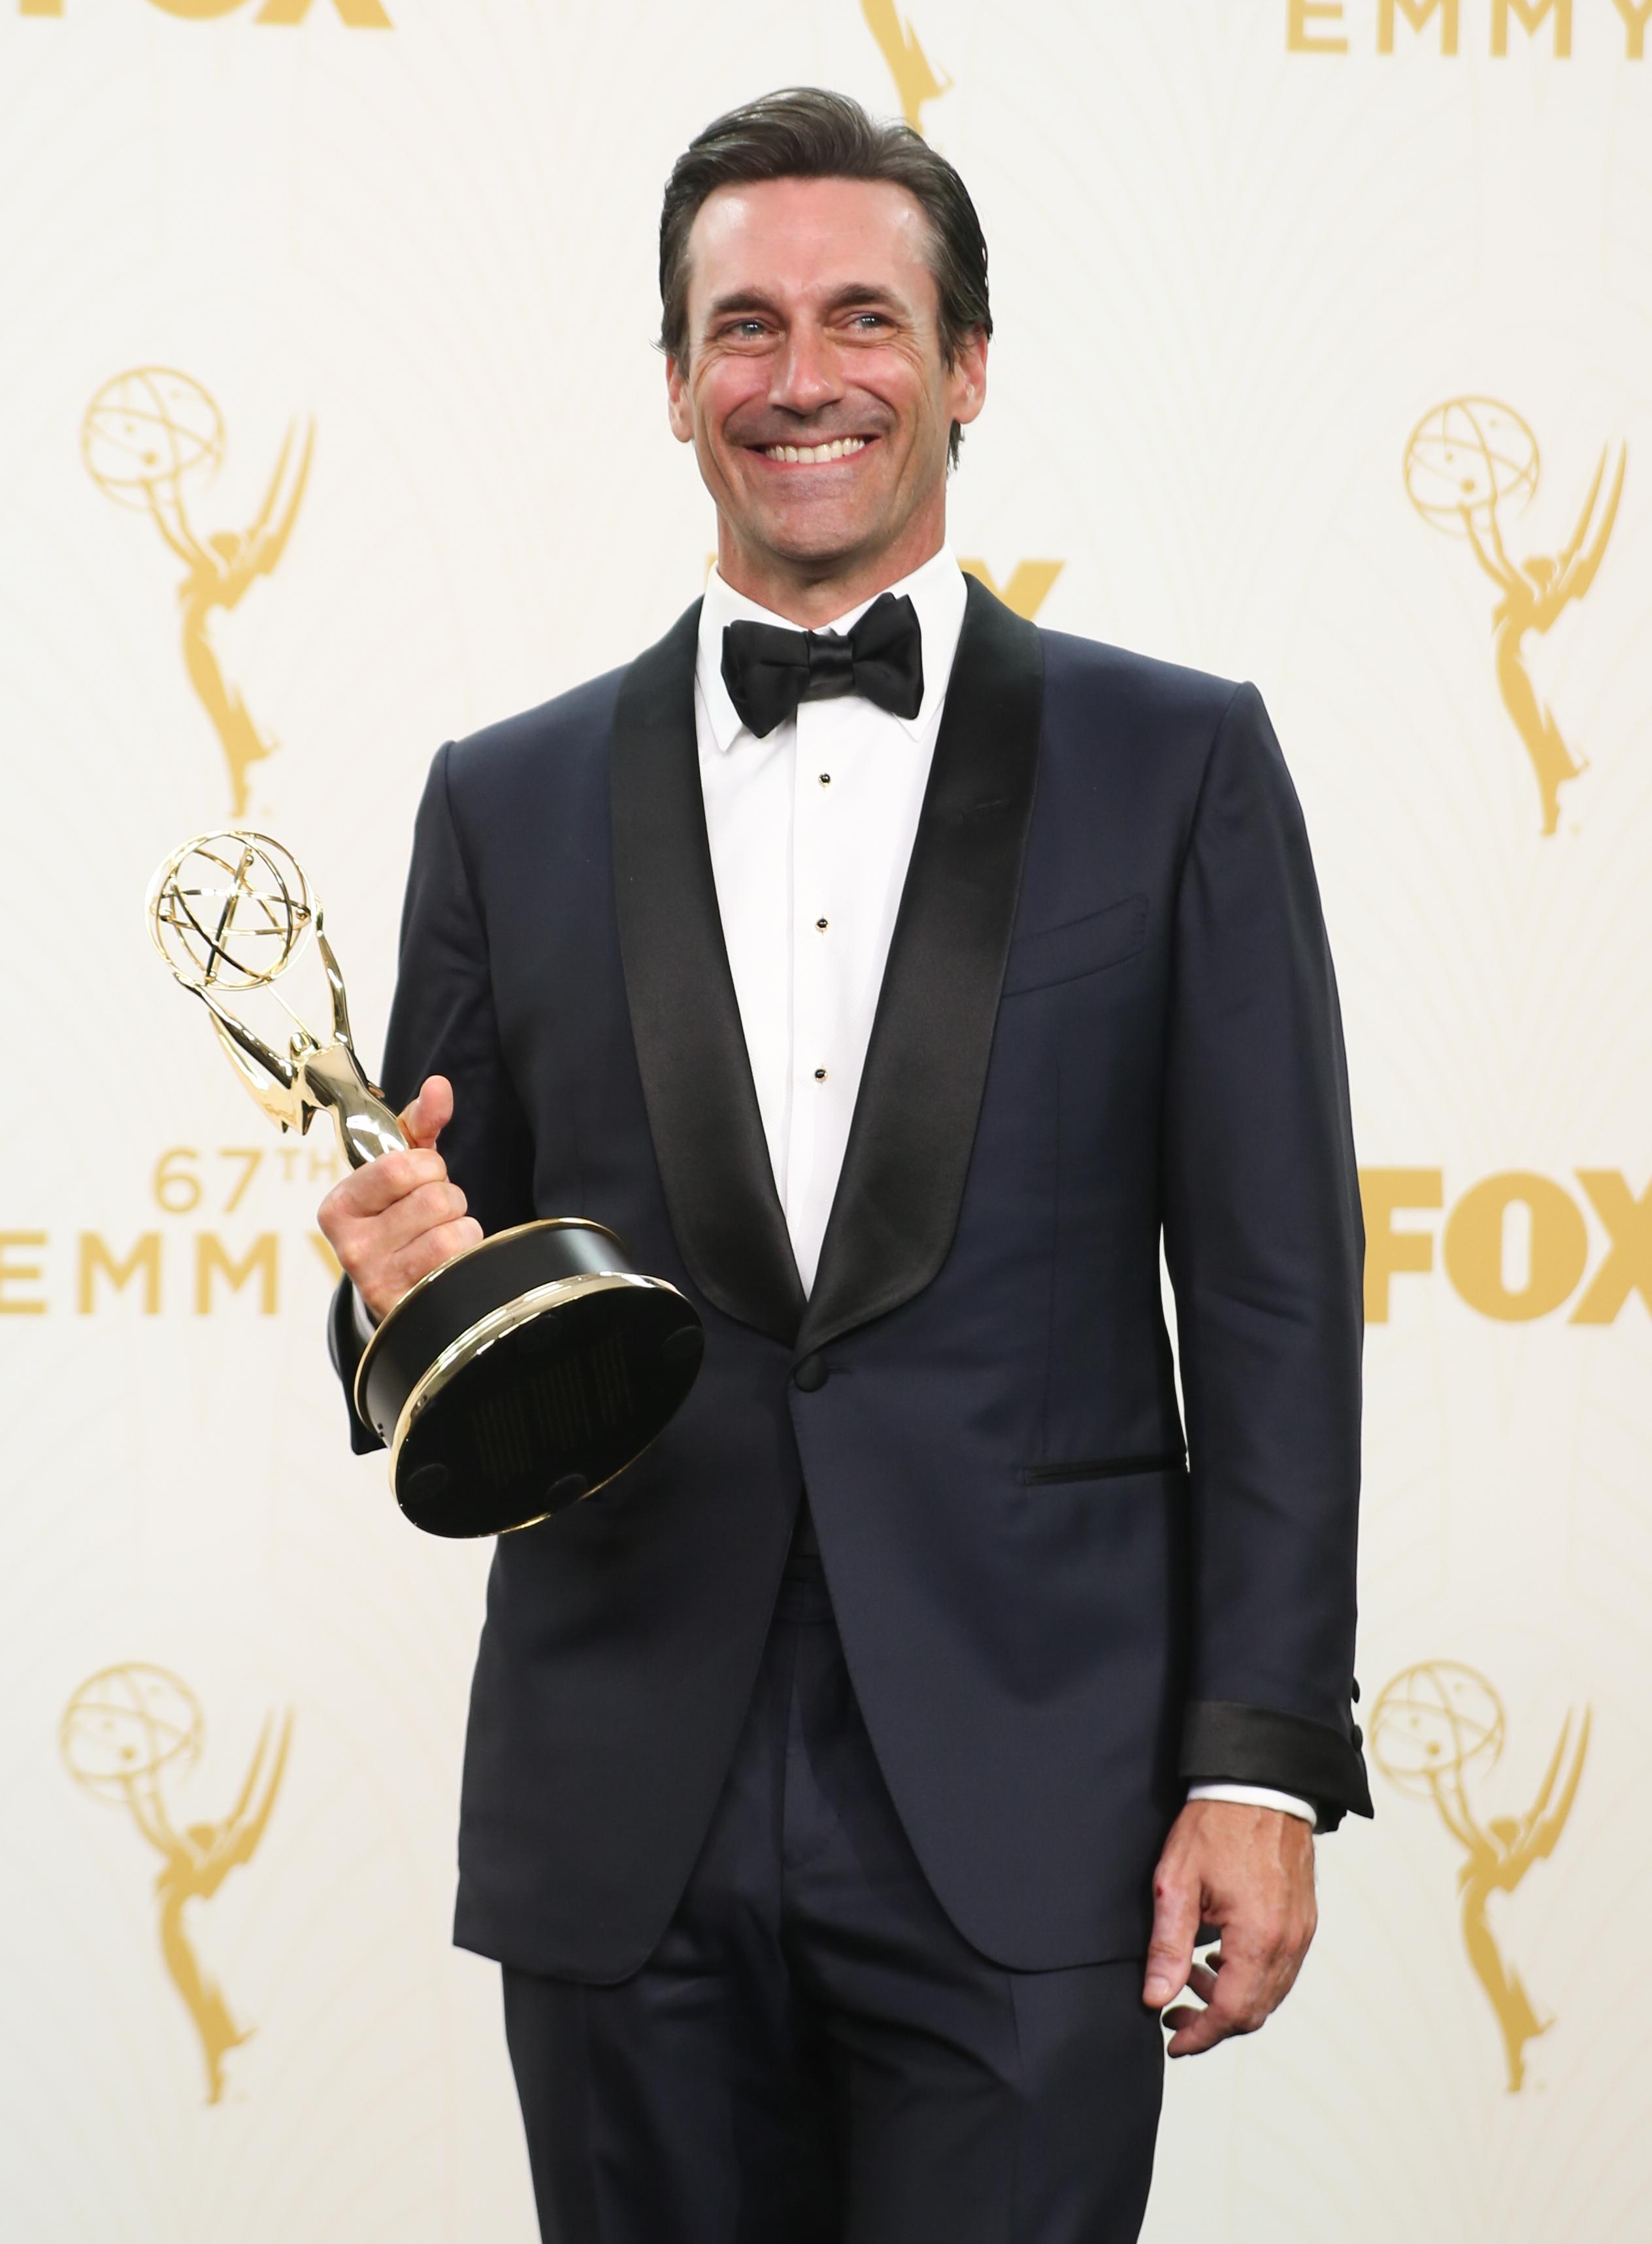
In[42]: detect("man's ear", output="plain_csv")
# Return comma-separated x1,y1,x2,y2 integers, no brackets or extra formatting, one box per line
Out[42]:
950,330,989,431
666,354,695,446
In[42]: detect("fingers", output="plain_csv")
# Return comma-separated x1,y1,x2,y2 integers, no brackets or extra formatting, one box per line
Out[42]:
1164,1947,1267,2057
1163,1907,1315,2058
322,1145,452,1224
1185,1957,1222,2004
1165,1955,1276,2057
1163,2001,1225,2058
1149,1800,1318,2058
372,1214,483,1309
400,1074,455,1151
1142,1856,1202,2009
361,1185,472,1271
316,1139,479,1320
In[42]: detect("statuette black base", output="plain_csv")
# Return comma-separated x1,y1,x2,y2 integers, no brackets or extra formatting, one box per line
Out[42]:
354,1220,703,1537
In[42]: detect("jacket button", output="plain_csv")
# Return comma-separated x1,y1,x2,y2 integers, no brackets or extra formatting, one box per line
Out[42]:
793,1354,828,1392
1351,1723,1364,1750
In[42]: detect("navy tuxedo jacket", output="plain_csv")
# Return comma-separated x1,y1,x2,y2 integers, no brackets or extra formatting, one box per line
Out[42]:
329,578,1373,1983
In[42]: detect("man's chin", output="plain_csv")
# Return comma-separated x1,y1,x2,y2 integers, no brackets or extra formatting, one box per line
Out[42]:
736,503,889,574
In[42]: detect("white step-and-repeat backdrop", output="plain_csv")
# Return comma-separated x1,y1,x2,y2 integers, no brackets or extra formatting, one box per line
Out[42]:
1,5,1647,2238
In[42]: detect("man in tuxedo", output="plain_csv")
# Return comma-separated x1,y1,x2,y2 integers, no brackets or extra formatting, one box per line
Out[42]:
320,86,1372,2244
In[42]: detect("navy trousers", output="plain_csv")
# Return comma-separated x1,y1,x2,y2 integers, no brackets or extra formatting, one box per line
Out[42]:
503,1554,1165,2243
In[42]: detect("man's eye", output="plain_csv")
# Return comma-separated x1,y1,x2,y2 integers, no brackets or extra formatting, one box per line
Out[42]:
724,321,768,340
851,314,888,330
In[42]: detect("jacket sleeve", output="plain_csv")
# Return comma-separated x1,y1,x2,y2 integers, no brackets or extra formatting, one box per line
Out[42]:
327,740,538,1452
1162,684,1372,1828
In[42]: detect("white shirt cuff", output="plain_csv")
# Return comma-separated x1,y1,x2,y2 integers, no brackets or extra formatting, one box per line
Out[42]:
351,1284,380,1349
1187,1781,1317,1828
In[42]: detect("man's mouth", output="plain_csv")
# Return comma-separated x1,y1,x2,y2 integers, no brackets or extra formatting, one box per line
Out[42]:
754,436,872,465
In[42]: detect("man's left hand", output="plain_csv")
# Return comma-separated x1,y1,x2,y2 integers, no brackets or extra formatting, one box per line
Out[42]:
1141,1800,1317,2056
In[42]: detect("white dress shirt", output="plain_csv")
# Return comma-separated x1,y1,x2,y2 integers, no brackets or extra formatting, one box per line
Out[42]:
695,545,966,1296
695,548,1315,1831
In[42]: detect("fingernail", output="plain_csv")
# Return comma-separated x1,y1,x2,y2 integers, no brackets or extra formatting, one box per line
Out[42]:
1144,1979,1168,2004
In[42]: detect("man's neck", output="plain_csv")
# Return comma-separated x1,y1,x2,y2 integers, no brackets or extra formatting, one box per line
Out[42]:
715,524,948,629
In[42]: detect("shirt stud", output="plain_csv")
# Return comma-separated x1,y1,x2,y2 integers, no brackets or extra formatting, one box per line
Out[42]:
814,1067,827,1080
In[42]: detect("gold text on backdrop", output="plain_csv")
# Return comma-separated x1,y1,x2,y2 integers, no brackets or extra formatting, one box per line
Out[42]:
19,0,391,24
60,1665,292,2105
1288,0,1652,54
1372,1664,1589,2092
859,1,951,135
8,1160,1645,1322
83,369,313,818
0,1224,337,1314
1361,1167,1651,1322
1404,398,1626,836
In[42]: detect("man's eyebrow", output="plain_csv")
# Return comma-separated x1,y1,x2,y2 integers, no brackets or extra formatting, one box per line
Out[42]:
703,290,779,322
821,282,908,314
701,282,911,324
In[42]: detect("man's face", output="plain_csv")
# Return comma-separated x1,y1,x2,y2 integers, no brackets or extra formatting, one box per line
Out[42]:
667,175,985,582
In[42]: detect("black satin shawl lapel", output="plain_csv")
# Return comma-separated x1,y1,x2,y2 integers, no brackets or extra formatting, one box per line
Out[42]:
798,577,1045,1358
610,601,806,1343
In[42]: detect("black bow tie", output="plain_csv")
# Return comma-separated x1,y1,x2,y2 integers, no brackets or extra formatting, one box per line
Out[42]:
721,592,924,741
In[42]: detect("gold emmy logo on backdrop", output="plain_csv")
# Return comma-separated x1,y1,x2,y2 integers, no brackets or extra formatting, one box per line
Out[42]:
1371,1661,1590,2092
1404,397,1627,835
859,1,952,133
82,367,314,816
60,1663,292,2105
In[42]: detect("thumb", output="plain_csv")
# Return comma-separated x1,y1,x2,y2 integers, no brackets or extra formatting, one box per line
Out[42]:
399,1073,455,1151
1143,1863,1201,2010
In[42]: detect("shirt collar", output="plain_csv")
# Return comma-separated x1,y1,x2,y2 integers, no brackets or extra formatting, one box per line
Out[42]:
696,545,968,755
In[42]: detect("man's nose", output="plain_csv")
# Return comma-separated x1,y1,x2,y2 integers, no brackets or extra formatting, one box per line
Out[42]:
768,324,842,416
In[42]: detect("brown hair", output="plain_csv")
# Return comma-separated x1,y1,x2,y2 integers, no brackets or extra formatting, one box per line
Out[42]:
658,88,992,467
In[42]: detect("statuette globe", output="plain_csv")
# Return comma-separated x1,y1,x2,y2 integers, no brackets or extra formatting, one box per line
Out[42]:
148,829,314,993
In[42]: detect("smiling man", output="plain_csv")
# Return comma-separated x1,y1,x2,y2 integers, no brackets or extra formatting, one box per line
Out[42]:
320,88,1372,2244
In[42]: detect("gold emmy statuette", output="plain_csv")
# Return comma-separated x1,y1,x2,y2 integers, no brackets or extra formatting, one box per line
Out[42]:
59,1663,291,2108
1371,1660,1591,2094
146,830,704,1535
1404,397,1626,837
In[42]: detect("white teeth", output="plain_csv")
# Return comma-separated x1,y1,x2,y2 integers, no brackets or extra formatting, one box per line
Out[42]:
763,437,868,462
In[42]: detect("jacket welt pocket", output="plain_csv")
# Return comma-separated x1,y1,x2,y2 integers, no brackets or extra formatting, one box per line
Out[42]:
1016,1450,1187,1487
1000,893,1149,997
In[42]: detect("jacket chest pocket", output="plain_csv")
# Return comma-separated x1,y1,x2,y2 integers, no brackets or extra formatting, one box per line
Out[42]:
1000,894,1148,997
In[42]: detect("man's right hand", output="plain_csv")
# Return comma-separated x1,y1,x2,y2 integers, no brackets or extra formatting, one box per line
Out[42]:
316,1073,483,1322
